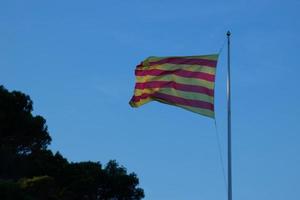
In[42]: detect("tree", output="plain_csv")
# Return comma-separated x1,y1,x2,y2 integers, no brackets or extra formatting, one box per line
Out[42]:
0,85,144,200
100,161,144,200
18,176,58,200
0,179,26,200
0,86,51,155
0,85,52,179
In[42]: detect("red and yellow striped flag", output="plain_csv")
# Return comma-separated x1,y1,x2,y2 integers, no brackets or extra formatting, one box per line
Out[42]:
129,54,218,118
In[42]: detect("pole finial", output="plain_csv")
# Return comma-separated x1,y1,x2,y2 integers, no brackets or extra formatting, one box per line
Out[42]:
227,31,231,36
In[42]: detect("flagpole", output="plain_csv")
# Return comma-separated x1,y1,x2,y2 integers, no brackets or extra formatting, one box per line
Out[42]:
226,31,232,200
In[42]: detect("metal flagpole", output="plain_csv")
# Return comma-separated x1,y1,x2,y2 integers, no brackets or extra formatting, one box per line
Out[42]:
226,31,232,200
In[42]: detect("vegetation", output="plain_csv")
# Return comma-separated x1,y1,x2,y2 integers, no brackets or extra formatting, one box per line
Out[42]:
0,85,144,200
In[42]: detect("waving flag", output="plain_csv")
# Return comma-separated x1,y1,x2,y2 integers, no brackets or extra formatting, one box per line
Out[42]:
129,54,218,118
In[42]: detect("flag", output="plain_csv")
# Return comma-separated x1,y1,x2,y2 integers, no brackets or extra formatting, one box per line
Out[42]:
129,54,218,118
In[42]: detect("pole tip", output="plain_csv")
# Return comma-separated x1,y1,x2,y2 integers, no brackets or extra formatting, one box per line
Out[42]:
227,31,231,36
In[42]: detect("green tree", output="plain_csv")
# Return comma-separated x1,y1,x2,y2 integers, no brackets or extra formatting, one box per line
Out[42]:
0,85,144,200
100,161,144,200
0,86,51,155
18,176,58,200
0,179,27,200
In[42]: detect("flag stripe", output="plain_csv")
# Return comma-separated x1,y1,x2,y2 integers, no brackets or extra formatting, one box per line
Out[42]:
178,105,214,117
130,93,151,103
131,92,214,111
135,69,215,82
148,57,217,68
136,75,215,89
130,94,214,117
146,54,218,62
135,81,214,96
155,97,215,117
129,96,151,107
137,64,216,75
153,92,214,110
134,88,214,103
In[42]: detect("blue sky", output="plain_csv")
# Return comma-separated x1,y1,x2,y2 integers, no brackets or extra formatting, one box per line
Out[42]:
1,0,300,199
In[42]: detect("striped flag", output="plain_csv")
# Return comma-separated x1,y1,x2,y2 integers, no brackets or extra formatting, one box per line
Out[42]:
129,54,218,118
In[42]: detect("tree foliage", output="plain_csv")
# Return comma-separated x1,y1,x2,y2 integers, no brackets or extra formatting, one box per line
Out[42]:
0,85,144,200
0,86,51,155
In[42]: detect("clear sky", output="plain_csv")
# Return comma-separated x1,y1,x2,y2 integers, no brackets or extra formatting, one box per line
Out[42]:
1,0,300,200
